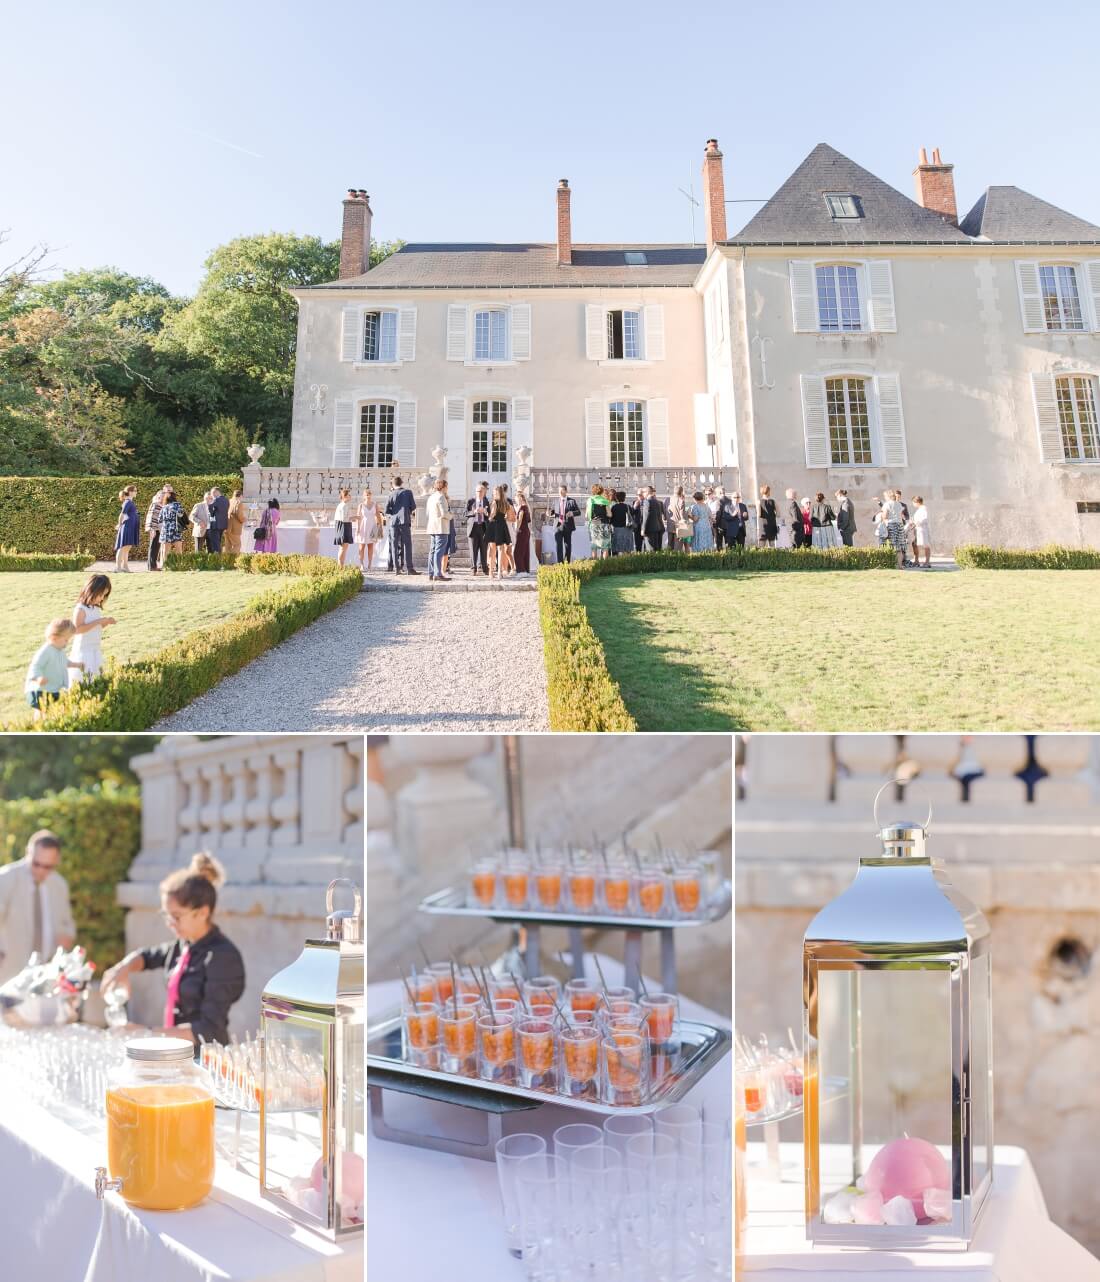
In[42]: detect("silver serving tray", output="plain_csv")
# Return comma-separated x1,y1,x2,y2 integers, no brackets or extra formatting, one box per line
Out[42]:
367,1010,730,1116
418,881,732,931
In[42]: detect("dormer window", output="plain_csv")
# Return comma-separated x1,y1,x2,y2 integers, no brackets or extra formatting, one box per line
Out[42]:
624,251,648,265
824,193,862,220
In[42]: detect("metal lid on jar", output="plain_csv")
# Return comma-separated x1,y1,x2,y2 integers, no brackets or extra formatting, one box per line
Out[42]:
125,1036,195,1062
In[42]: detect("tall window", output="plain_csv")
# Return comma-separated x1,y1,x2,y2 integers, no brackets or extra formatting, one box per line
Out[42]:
1055,376,1100,461
825,377,872,465
816,265,862,332
359,402,395,467
609,400,644,467
607,309,641,359
1039,265,1085,331
472,399,509,473
473,309,509,361
363,310,398,361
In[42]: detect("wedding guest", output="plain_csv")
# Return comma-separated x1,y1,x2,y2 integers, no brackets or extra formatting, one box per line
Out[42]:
189,491,211,553
114,485,139,572
641,486,665,552
689,490,714,552
0,831,75,985
24,619,82,717
587,484,613,559
669,486,689,551
730,492,749,548
206,487,229,553
69,574,116,686
354,490,380,570
158,486,186,566
499,485,517,576
800,497,813,548
225,490,247,554
254,498,281,554
385,476,417,574
426,479,452,581
882,488,907,569
872,499,888,547
610,490,635,556
467,481,491,575
144,486,166,572
665,491,679,551
707,488,723,550
100,853,245,1048
787,488,805,549
551,485,580,565
486,484,512,579
834,490,857,547
811,491,840,549
631,487,646,552
513,491,532,575
758,485,778,546
333,487,354,567
911,495,932,568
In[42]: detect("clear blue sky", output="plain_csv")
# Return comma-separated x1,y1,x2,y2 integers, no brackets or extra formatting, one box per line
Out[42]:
4,0,1099,296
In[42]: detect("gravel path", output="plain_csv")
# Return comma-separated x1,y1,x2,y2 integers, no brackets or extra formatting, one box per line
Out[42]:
154,589,549,732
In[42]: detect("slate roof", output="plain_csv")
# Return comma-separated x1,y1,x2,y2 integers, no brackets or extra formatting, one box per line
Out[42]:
304,243,706,291
959,186,1100,243
728,143,970,245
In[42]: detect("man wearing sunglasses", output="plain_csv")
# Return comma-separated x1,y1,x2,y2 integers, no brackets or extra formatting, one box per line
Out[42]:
0,830,76,985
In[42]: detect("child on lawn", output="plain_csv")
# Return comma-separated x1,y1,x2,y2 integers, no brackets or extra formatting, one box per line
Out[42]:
25,619,83,717
69,573,116,685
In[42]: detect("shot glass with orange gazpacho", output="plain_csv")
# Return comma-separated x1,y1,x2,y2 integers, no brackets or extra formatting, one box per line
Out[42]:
568,867,597,913
640,992,679,1049
559,1025,600,1101
635,871,668,919
534,863,564,910
469,861,498,909
671,864,703,918
403,1001,440,1068
601,1030,649,1106
477,1012,517,1084
502,864,530,910
565,977,601,1017
600,869,632,915
440,1005,477,1075
516,1016,557,1090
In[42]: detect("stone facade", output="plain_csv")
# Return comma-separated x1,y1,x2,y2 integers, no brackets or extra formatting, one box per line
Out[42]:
735,733,1100,1253
119,734,363,1038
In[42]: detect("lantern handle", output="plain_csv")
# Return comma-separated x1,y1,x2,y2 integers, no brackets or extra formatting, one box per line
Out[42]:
326,878,362,920
872,778,933,835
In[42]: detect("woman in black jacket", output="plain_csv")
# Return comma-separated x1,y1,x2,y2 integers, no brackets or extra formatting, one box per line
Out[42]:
810,491,840,550
758,485,778,546
101,852,246,1048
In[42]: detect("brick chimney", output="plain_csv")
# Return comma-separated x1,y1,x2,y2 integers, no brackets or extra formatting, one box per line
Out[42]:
702,139,727,253
912,147,957,225
339,188,373,279
556,179,572,266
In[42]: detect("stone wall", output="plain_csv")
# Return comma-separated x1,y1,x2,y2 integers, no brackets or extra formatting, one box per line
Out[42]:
735,733,1100,1253
119,734,363,1039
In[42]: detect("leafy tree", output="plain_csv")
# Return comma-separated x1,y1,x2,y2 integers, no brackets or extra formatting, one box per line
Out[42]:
0,736,159,800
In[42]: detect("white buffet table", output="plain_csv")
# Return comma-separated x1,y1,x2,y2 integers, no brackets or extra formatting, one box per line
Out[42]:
267,521,342,560
0,1076,362,1282
367,955,731,1282
539,523,591,562
742,1140,1100,1281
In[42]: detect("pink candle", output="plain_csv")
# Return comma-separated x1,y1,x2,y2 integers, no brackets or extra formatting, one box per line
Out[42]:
863,1136,950,1223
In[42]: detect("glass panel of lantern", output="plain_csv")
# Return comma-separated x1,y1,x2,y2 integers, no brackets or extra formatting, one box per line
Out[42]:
260,879,364,1238
802,800,992,1249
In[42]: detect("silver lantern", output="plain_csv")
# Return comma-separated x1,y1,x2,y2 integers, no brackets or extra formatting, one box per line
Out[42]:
802,789,993,1248
260,878,364,1238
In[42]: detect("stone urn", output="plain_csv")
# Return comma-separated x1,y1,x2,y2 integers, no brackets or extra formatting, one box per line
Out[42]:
246,443,265,466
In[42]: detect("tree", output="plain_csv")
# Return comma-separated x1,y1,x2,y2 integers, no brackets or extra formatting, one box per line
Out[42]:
0,736,159,800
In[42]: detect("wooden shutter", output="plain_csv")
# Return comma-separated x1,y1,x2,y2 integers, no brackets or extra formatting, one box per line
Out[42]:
446,304,468,360
585,398,608,467
643,304,666,360
512,396,534,457
1031,373,1065,462
398,306,417,361
395,399,417,468
647,397,670,466
799,374,830,467
1084,261,1100,331
875,374,908,467
511,304,532,360
866,260,897,332
585,304,606,359
332,397,355,466
340,306,361,362
1015,262,1045,333
789,260,818,332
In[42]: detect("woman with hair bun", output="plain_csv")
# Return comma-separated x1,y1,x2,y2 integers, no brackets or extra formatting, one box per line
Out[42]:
100,852,246,1047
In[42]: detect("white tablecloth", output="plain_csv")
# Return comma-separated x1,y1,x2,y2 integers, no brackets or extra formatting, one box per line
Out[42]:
742,1140,1100,1280
0,1081,362,1282
267,522,342,560
539,523,591,562
367,955,731,1282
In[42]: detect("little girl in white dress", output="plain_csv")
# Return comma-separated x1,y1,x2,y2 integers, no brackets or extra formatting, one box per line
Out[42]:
69,573,117,686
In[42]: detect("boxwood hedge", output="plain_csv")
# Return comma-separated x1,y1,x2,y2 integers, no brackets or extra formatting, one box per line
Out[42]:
955,544,1100,569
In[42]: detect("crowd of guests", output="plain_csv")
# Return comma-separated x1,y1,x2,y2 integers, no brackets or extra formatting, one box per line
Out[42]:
111,484,255,572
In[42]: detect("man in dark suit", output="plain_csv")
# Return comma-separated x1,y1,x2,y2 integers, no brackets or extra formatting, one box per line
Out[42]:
786,487,805,549
834,489,857,546
206,487,229,553
385,476,418,574
466,481,491,575
730,491,749,547
641,486,665,552
551,485,580,564
631,488,646,552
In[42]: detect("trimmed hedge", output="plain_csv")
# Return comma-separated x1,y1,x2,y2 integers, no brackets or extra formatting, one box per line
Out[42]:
0,786,142,968
9,557,362,731
538,545,895,732
0,474,238,558
955,544,1100,570
164,551,348,577
0,549,92,571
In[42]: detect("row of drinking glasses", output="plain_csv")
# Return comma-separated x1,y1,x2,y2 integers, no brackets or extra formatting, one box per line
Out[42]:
467,858,706,920
0,1023,129,1119
496,1106,733,1281
737,1031,804,1120
199,1034,327,1112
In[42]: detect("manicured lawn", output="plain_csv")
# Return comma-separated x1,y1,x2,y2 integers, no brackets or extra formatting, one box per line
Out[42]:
581,569,1100,731
5,570,295,726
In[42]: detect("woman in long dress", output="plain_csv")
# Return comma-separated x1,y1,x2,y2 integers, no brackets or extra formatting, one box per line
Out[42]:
114,486,139,572
513,492,532,574
758,485,778,546
255,499,281,553
355,490,381,570
585,484,613,560
911,495,932,569
225,490,247,554
689,490,714,552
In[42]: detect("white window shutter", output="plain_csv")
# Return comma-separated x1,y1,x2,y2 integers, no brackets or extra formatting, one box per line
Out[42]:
444,396,466,427
340,306,361,362
511,304,532,360
646,398,670,466
866,260,897,332
1031,373,1065,462
1084,261,1100,332
395,399,417,468
790,260,818,332
398,306,417,361
332,397,355,466
585,304,606,359
875,374,908,467
643,304,666,360
585,398,608,467
512,396,534,457
1015,261,1045,333
799,374,830,467
446,304,468,360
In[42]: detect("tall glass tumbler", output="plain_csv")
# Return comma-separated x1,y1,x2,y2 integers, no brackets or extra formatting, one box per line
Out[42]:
495,1133,547,1258
516,1152,568,1282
